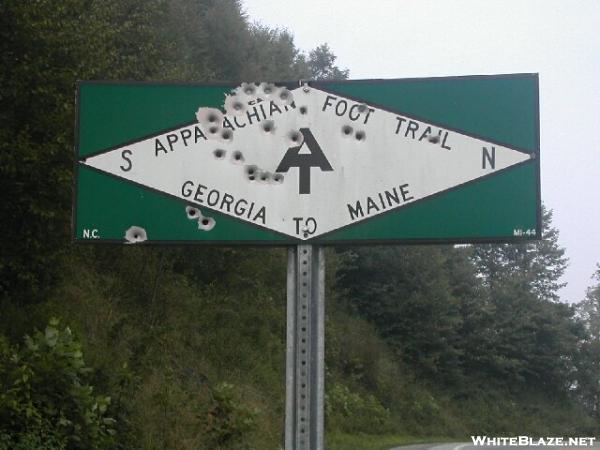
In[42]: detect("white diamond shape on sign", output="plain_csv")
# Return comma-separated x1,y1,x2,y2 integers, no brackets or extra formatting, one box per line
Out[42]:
81,85,532,240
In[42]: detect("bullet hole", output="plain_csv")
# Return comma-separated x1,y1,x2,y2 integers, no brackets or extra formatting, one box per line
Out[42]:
342,125,353,136
244,164,284,185
299,106,308,115
258,171,271,183
302,226,310,238
287,130,303,146
220,129,233,141
195,107,224,127
245,165,258,181
357,103,368,113
197,216,215,231
208,126,219,135
186,206,201,219
355,130,366,141
224,94,247,115
213,149,226,159
185,206,214,231
428,134,441,144
261,120,275,134
231,150,244,164
259,82,276,97
124,226,147,244
278,88,294,105
243,83,256,96
238,82,257,97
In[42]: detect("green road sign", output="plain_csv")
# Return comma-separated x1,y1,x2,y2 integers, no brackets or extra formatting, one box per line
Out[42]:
73,74,540,245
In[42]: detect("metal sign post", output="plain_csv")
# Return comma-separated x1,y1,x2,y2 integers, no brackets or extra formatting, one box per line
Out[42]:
285,245,325,450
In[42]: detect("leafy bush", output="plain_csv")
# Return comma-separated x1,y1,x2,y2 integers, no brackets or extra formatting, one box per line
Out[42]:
0,319,115,449
326,383,392,434
203,382,259,450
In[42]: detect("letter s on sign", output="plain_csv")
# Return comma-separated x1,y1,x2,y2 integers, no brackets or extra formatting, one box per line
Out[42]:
120,149,132,172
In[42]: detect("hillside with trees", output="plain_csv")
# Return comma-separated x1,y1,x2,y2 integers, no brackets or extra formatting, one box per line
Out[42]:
1,1,598,449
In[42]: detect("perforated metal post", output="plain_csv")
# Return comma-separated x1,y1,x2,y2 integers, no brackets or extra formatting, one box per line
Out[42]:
285,245,325,450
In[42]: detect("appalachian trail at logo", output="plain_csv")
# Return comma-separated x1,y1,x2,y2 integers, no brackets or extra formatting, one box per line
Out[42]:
276,128,333,194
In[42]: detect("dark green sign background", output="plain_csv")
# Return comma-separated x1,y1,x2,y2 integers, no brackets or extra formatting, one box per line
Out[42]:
74,74,540,245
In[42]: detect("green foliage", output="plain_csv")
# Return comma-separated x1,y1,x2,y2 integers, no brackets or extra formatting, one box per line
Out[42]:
471,207,580,391
574,264,600,418
578,264,600,340
203,382,259,450
40,247,286,449
326,383,392,434
473,206,568,303
336,246,464,382
306,43,350,80
0,319,115,450
332,206,595,437
0,0,180,304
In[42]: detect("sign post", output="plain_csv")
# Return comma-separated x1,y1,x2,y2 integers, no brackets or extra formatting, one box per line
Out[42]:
286,245,325,450
74,74,540,449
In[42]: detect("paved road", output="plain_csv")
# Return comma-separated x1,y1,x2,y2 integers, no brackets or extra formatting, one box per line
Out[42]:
391,442,600,450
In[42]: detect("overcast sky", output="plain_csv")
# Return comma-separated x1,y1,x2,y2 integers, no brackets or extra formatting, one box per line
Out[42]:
242,0,600,303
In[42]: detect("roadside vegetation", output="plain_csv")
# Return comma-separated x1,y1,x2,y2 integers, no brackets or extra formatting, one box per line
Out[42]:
1,0,599,448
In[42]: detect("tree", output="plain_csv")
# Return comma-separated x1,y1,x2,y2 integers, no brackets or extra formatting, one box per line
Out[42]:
472,206,568,303
574,265,600,417
336,246,464,384
307,43,349,80
578,265,600,340
0,0,182,305
471,206,579,392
